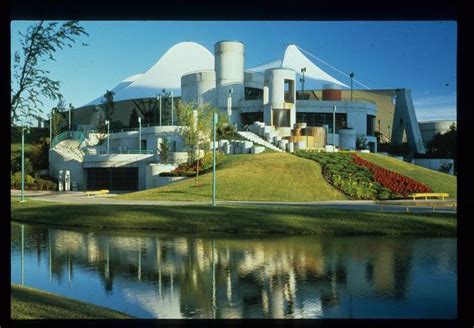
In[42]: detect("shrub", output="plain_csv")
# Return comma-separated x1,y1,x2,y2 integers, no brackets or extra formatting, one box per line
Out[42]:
11,172,35,189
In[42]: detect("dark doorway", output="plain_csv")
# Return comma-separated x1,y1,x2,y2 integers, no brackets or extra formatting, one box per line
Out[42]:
86,167,139,191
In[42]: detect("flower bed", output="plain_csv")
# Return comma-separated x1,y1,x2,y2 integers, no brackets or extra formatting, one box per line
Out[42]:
160,151,225,177
351,153,432,197
295,150,393,200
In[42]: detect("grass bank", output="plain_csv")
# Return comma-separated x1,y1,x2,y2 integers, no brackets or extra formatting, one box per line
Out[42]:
119,152,347,202
359,153,457,198
11,284,132,319
11,198,456,236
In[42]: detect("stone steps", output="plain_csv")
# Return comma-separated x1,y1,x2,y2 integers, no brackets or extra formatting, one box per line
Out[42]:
237,131,284,152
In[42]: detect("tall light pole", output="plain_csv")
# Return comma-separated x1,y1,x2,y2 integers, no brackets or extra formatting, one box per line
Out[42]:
333,105,336,151
159,95,162,126
212,112,218,206
171,91,174,126
227,88,233,124
138,116,142,153
20,125,30,203
349,72,354,101
105,120,110,154
49,110,52,149
300,67,306,97
68,105,71,132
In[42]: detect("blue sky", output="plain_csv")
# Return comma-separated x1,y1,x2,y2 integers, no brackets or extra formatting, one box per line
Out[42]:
11,21,456,121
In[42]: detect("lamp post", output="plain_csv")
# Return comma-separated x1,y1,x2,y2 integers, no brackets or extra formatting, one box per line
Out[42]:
227,88,233,124
138,116,142,153
349,73,354,101
333,105,336,151
105,119,110,154
159,95,162,126
212,112,218,206
300,67,306,98
49,110,52,149
171,91,174,126
20,125,30,203
68,105,71,132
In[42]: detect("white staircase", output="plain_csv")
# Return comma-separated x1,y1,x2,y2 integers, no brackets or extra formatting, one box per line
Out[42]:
53,139,84,162
237,131,283,152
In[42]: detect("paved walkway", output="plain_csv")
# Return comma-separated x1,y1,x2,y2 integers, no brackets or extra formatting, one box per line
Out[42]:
11,190,456,214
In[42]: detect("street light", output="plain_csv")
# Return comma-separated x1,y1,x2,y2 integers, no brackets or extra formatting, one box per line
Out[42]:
349,72,354,101
171,91,174,126
105,119,110,154
300,67,306,98
212,112,218,207
138,116,142,153
333,105,336,151
49,110,52,149
227,88,233,124
159,95,162,126
20,125,30,203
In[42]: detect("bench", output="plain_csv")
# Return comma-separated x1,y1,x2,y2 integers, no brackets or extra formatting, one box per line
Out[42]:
409,193,449,201
376,199,456,212
85,189,109,197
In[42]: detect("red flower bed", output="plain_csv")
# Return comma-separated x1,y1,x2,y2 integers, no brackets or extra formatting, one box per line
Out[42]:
351,154,432,197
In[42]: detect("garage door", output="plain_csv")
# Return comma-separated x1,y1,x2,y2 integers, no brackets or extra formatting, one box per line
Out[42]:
86,168,139,191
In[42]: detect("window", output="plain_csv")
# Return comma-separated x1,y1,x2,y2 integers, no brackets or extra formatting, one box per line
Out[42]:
241,112,263,126
284,79,295,103
296,112,347,133
367,115,376,136
244,87,263,100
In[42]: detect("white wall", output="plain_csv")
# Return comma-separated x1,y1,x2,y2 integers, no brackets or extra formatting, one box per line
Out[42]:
49,150,87,190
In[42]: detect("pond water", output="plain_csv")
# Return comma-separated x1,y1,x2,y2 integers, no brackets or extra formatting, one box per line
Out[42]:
11,223,457,319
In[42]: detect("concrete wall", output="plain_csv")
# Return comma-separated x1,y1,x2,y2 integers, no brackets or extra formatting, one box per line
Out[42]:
215,41,245,110
263,68,296,128
49,150,87,190
145,163,178,189
181,70,217,106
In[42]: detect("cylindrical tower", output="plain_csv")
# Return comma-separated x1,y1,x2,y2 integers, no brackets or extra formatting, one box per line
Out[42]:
263,68,296,132
181,70,216,107
322,83,342,101
214,41,244,111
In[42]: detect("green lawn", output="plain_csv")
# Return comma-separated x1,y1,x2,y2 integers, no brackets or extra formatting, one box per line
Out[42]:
11,284,133,319
119,152,347,202
11,198,456,236
358,153,457,198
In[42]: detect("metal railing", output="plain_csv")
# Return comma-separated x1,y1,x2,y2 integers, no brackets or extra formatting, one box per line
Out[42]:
87,149,155,155
341,97,376,104
51,130,86,148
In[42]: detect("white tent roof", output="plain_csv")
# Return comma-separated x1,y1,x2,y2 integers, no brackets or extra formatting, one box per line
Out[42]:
84,41,214,106
248,44,349,88
83,42,348,107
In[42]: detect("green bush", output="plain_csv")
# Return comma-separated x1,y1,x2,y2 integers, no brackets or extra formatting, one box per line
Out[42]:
11,172,35,189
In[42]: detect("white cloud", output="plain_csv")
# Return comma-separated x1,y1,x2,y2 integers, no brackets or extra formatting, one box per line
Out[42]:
413,94,456,121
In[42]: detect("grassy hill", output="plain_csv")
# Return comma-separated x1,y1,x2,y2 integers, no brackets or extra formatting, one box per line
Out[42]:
119,152,347,202
358,153,457,198
11,284,132,319
120,151,457,202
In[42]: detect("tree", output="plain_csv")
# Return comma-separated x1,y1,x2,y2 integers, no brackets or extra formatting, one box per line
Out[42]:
102,90,115,122
427,124,456,158
29,137,50,171
159,137,170,164
176,101,229,186
427,123,457,173
11,20,88,124
51,99,66,137
129,108,139,128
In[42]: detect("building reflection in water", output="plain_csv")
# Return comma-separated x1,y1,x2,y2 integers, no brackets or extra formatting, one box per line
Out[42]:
11,224,456,319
